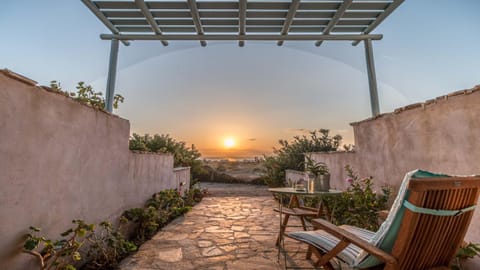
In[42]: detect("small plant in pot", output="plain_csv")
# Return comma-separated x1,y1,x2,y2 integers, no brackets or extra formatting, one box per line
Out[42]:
305,156,330,191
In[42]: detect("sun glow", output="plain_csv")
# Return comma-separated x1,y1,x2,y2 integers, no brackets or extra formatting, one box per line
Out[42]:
223,137,236,149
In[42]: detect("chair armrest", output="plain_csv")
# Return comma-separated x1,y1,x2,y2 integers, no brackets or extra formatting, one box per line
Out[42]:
311,218,397,267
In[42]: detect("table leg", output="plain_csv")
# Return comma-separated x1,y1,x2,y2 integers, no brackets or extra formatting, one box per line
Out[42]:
277,193,283,261
276,213,290,246
316,198,333,222
275,195,299,246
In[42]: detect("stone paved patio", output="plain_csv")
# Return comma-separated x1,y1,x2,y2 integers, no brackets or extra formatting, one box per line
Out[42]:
118,182,321,270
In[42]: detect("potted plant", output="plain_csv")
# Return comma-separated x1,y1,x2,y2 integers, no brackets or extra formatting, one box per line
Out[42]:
305,156,330,191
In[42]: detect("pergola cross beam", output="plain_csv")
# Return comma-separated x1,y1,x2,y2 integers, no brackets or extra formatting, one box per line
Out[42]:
81,0,129,46
238,0,246,47
315,0,353,47
134,0,168,46
187,0,207,47
352,0,405,46
100,33,383,41
277,0,301,46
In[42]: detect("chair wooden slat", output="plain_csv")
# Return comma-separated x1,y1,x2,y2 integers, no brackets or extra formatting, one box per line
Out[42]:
392,177,480,269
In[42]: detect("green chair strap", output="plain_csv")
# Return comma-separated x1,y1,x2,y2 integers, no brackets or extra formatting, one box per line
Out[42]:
403,200,476,216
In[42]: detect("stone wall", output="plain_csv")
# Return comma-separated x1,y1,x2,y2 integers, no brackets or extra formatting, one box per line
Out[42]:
0,70,185,269
310,85,480,266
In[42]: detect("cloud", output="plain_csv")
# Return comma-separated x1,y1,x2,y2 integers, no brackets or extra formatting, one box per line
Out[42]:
247,138,256,141
285,128,310,134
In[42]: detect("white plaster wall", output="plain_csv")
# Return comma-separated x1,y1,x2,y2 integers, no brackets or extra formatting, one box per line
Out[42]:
0,71,177,270
285,169,309,186
174,167,191,196
126,152,175,207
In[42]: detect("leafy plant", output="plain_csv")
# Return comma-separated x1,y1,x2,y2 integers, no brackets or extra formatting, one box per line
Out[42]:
304,155,329,177
23,219,137,270
82,219,136,270
49,81,124,110
23,187,202,270
23,220,95,270
122,207,160,244
325,165,391,231
452,242,480,270
263,129,342,187
184,184,208,206
123,189,199,245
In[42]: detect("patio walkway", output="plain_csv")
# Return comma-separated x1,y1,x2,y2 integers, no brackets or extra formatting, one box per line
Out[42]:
119,182,316,270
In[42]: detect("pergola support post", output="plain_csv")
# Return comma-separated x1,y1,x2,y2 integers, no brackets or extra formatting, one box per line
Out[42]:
105,39,119,112
364,39,380,116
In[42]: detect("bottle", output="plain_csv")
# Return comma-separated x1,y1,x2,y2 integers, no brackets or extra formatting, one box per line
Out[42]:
308,179,315,193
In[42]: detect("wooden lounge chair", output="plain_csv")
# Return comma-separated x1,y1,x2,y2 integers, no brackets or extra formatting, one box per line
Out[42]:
287,170,480,270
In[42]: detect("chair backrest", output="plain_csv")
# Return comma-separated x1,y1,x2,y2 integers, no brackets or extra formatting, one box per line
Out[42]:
391,176,480,269
355,170,480,269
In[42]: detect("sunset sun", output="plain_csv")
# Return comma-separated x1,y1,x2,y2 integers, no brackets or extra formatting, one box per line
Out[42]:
223,138,236,149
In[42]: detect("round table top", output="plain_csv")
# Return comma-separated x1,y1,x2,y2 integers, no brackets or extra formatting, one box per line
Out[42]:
268,187,342,196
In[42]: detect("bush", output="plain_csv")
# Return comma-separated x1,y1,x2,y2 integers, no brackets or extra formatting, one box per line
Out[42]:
23,220,136,270
23,187,203,270
124,189,193,245
263,129,342,187
49,81,124,110
325,165,391,231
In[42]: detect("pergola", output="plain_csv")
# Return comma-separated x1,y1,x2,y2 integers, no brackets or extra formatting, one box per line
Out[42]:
82,0,404,115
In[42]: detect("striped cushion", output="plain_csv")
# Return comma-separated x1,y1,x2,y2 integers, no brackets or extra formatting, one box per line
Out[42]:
287,225,375,265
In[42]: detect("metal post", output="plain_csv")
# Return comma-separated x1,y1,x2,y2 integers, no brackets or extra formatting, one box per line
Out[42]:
364,39,380,116
105,39,119,112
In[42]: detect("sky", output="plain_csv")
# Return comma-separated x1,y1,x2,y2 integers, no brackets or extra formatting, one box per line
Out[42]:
1,0,480,158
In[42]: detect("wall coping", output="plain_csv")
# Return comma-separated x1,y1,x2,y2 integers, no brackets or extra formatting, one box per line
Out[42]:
1,68,37,86
350,84,480,126
173,167,191,172
129,150,173,157
306,151,356,155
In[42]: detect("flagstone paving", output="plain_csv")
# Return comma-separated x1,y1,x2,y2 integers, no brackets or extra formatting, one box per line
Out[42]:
118,182,320,270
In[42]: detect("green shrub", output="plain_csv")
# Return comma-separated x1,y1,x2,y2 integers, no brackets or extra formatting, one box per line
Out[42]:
23,187,203,270
123,189,198,245
263,129,342,187
325,165,391,231
49,81,124,110
184,184,207,206
23,220,136,270
122,207,161,244
83,220,136,270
